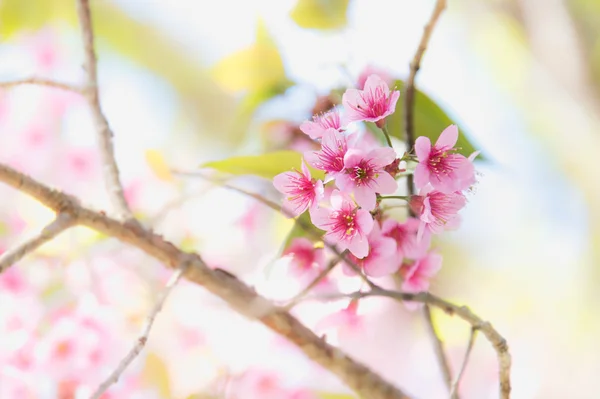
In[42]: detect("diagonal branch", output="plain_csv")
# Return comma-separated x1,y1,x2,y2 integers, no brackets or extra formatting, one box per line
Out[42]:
0,213,75,274
423,304,456,397
75,0,133,221
0,163,411,399
90,265,188,399
0,78,83,93
404,0,447,197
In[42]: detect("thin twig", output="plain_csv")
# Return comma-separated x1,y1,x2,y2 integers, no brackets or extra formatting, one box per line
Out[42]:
423,304,456,397
316,288,511,399
449,326,479,399
0,213,75,274
90,264,188,399
0,78,83,93
76,0,133,221
404,0,447,197
0,163,411,399
284,251,347,310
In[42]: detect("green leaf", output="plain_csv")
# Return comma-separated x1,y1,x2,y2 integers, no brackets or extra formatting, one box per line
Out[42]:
200,151,325,180
386,80,483,159
290,0,350,30
141,353,171,398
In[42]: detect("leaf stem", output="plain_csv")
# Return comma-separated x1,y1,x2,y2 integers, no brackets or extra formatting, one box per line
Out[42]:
381,125,394,148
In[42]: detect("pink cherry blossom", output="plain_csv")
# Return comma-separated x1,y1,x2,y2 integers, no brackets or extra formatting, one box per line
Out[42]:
335,147,398,211
381,218,430,264
410,187,466,240
342,74,400,128
345,223,398,277
304,128,350,181
273,161,324,217
311,190,373,258
282,237,327,280
414,125,476,193
401,252,442,293
299,108,344,140
357,65,394,90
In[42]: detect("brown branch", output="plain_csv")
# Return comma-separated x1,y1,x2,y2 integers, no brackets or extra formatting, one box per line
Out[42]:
0,213,75,274
423,304,456,397
403,0,447,197
0,163,411,399
90,265,187,399
0,78,83,93
75,0,133,221
449,326,478,399
318,289,511,399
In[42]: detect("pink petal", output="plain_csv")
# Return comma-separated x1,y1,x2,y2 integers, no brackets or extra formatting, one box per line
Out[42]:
329,190,345,209
348,234,369,258
354,186,377,211
436,125,458,148
415,136,431,162
272,172,293,194
300,160,311,178
413,163,430,190
342,149,364,169
364,74,390,97
355,209,374,235
372,172,397,194
368,147,397,168
309,208,330,230
387,90,400,115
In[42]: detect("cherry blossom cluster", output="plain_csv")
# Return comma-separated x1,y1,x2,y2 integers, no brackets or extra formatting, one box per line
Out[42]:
273,73,478,301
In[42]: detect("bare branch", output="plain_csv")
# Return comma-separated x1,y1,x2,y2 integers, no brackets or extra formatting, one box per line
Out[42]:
317,289,511,399
423,304,456,397
0,78,83,93
90,264,188,399
75,0,133,221
0,213,75,274
403,0,447,197
0,163,411,399
449,326,478,399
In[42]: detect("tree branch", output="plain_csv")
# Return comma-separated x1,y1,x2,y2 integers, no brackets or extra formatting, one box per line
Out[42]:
318,288,511,399
0,163,411,399
75,0,133,221
423,304,456,397
0,213,75,274
449,326,478,399
0,77,83,93
90,265,188,399
403,0,447,197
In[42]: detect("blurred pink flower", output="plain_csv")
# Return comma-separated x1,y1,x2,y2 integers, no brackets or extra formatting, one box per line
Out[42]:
231,369,318,399
410,187,466,240
345,223,398,277
315,300,362,332
300,108,344,140
342,74,400,128
335,147,398,211
381,218,429,264
414,125,475,193
401,252,442,295
283,238,326,278
311,190,373,258
273,161,324,217
304,128,350,182
357,65,394,90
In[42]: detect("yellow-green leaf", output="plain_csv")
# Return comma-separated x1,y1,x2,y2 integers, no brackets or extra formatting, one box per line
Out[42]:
145,149,173,182
200,150,325,180
141,353,171,398
290,0,350,30
212,19,289,93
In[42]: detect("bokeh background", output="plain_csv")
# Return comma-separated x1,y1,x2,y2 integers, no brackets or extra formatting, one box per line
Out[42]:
1,0,600,398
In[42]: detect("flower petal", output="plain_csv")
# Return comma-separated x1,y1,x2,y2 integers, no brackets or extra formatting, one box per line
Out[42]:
415,136,431,161
436,125,458,148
